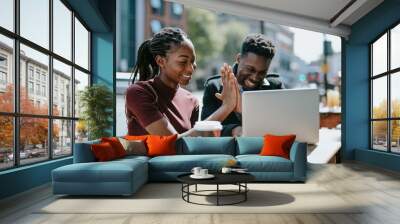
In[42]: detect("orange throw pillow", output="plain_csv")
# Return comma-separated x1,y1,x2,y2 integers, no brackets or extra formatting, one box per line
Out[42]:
124,135,148,141
101,137,127,158
260,134,296,159
146,134,178,157
91,142,117,161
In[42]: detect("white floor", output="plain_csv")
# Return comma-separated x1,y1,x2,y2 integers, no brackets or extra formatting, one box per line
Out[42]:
1,163,400,224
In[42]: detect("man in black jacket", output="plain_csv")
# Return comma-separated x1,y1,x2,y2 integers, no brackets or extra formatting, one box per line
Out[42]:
201,34,284,136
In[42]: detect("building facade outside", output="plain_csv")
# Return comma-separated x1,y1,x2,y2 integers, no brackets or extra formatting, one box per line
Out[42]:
0,41,77,168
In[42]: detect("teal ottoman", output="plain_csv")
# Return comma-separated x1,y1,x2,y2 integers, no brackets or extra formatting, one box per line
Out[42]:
52,156,148,196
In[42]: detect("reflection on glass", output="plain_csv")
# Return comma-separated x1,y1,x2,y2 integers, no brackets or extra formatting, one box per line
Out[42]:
53,59,72,117
151,0,163,14
20,44,49,115
372,121,388,151
75,120,88,143
171,3,183,17
391,72,400,118
0,34,14,112
391,120,400,153
20,117,49,165
151,20,162,34
74,18,89,70
20,0,49,49
74,69,89,118
53,119,72,157
372,33,387,76
0,0,14,31
53,0,72,60
0,116,13,170
372,77,387,119
391,24,400,70
151,0,161,8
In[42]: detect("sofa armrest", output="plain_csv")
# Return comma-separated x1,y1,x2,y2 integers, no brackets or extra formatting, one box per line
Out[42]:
289,142,307,181
73,140,100,163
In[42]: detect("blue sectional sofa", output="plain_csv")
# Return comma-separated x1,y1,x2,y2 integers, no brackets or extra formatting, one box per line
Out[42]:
52,137,307,196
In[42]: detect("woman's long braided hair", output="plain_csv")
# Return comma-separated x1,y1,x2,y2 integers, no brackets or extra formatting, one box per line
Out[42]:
130,27,188,84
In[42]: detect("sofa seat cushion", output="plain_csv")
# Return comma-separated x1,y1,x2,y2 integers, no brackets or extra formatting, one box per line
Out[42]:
149,154,235,172
236,155,293,172
53,159,147,183
116,155,150,163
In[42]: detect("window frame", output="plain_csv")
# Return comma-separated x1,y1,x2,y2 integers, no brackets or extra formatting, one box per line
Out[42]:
0,53,7,68
0,53,7,88
0,0,92,171
369,20,400,154
0,71,7,85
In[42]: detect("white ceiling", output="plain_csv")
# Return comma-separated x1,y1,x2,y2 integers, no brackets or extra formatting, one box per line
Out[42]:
227,0,352,22
172,0,384,38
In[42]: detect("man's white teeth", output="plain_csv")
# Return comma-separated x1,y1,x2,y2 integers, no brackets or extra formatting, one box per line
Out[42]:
183,75,191,78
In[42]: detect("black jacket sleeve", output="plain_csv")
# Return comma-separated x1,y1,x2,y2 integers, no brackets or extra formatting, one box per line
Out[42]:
201,78,240,136
201,80,221,121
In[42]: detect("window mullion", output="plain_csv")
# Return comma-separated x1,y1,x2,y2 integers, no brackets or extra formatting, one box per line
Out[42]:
13,0,21,166
388,30,391,152
48,0,54,160
71,10,76,154
370,45,373,149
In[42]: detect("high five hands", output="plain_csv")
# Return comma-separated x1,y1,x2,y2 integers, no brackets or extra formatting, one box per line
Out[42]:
215,63,242,114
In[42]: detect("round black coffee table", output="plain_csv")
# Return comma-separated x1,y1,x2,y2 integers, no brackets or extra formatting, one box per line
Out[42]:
177,173,255,206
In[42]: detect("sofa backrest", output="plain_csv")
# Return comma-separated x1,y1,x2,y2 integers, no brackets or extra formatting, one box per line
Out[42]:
76,136,302,161
235,137,263,155
73,139,100,163
176,137,236,155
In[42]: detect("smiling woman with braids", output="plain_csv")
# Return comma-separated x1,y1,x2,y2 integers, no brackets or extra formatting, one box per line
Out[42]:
125,27,238,137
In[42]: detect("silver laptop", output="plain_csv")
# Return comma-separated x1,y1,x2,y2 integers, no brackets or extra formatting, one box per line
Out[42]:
242,88,319,144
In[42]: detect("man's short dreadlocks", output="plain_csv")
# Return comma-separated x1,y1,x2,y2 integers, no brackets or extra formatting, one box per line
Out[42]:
241,34,275,59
